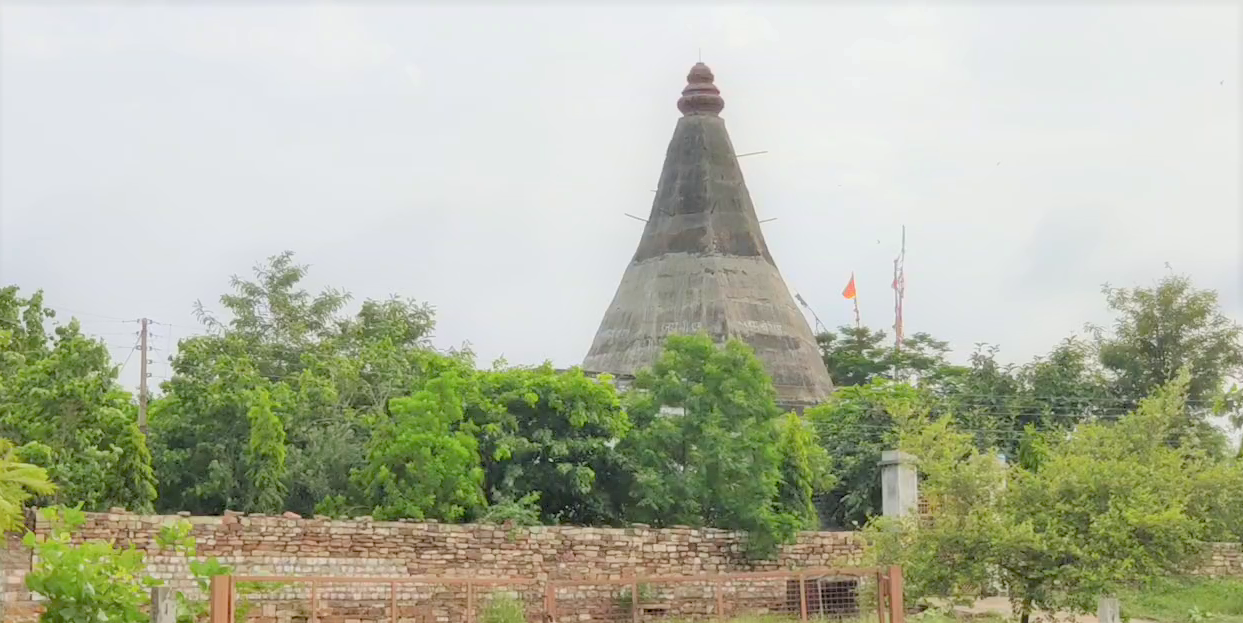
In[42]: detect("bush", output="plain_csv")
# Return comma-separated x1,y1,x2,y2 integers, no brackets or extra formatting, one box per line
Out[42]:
479,592,526,623
23,506,151,623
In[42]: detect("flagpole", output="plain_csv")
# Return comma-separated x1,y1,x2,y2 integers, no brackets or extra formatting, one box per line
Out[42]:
843,272,861,330
892,225,906,381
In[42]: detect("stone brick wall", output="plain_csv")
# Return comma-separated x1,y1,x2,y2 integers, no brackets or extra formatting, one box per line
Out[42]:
1,511,865,622
1197,542,1243,577
3,511,1239,623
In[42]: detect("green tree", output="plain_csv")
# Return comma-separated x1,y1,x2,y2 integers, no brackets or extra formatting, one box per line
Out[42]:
244,388,288,514
817,326,963,387
1096,274,1243,416
0,439,56,532
774,412,832,530
470,363,631,525
353,370,487,521
866,370,1242,622
619,334,798,557
0,287,156,513
804,380,926,528
151,252,441,515
943,340,1110,455
23,506,152,623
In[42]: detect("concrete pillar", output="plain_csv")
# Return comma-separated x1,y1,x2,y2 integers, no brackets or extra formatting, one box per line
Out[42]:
1098,596,1120,623
151,587,176,623
878,450,918,518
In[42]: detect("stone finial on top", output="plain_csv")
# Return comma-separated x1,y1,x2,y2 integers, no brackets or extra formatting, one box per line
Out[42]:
677,62,724,116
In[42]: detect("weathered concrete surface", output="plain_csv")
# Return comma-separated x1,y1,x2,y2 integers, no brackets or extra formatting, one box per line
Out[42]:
583,63,834,407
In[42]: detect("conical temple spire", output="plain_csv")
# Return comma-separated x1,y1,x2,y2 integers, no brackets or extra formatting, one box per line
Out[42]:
583,63,834,408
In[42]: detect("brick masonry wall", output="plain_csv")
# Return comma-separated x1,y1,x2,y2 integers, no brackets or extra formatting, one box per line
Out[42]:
1197,542,1243,577
1,511,865,622
2,511,1239,622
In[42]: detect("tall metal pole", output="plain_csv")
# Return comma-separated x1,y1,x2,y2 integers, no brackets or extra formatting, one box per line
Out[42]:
138,317,149,435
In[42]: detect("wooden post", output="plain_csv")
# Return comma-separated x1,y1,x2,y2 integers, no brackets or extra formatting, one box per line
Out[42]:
391,581,398,623
466,581,475,623
545,582,557,623
887,566,904,623
209,576,233,623
714,578,724,621
875,570,887,623
798,572,808,621
310,580,319,623
630,578,640,623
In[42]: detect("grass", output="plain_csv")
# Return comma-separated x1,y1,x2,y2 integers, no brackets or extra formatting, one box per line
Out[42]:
1117,577,1243,623
657,614,1006,623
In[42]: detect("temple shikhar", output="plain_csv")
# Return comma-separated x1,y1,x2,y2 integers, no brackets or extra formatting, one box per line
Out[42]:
583,62,835,409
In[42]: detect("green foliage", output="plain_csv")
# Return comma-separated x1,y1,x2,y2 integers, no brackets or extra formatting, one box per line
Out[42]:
0,287,157,513
479,592,527,623
865,370,1243,620
154,518,275,623
150,251,440,516
1116,577,1243,623
817,326,965,388
1097,274,1243,410
471,363,630,525
0,439,56,532
23,506,153,623
774,412,832,530
616,583,656,611
805,380,924,528
244,388,288,513
354,370,487,521
480,491,543,528
619,334,799,557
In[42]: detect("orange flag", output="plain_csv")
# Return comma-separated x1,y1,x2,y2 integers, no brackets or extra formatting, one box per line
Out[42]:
842,274,857,300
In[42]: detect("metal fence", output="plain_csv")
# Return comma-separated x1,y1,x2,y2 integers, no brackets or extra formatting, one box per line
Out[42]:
207,567,904,623
208,575,541,623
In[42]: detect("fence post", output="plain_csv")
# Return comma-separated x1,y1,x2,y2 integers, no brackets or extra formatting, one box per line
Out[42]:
630,578,640,623
874,570,886,623
151,586,176,623
208,576,233,623
887,566,904,623
310,580,319,623
1098,596,1121,623
545,581,557,623
798,571,808,621
390,581,398,623
466,580,475,623
714,578,724,620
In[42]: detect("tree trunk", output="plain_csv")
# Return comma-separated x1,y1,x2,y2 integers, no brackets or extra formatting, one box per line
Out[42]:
1019,597,1034,623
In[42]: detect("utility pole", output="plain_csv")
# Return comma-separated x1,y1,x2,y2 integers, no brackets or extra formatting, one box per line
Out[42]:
138,317,149,435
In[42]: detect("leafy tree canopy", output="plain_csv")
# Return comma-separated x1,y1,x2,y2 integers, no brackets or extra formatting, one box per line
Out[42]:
0,287,155,513
150,251,444,515
470,363,631,526
619,334,805,557
866,370,1243,622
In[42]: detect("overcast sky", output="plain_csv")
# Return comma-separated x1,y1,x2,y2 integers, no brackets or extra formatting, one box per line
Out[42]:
1,3,1239,395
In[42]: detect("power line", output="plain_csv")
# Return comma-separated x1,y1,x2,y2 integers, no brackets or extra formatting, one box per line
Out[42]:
117,333,142,377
